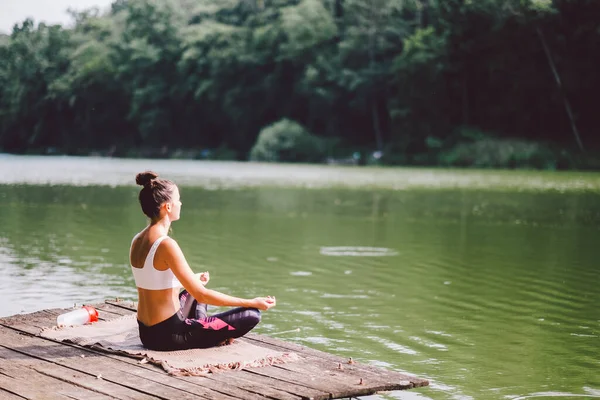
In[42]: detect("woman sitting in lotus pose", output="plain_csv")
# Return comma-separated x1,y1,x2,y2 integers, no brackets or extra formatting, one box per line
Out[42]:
130,171,275,350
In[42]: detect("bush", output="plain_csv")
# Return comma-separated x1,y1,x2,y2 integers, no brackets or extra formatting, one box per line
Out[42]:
439,138,559,169
249,119,325,163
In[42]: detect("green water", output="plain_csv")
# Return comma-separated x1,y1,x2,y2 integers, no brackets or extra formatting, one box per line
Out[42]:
0,156,599,400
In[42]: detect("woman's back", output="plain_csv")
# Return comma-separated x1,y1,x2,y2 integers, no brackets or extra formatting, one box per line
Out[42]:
130,228,180,326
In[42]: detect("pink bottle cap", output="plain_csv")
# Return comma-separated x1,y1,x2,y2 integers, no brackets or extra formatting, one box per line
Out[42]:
82,306,99,323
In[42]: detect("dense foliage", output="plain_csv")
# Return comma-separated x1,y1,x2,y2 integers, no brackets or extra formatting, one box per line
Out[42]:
0,0,598,168
250,119,327,163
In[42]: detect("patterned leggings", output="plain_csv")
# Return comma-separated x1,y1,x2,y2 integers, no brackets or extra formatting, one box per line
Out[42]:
138,290,261,351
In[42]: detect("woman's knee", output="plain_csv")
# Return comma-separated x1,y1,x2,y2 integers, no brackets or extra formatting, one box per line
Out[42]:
246,308,261,326
234,308,261,332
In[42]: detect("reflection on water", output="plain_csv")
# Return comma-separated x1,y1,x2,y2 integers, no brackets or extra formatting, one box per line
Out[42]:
0,156,599,400
320,246,399,256
511,393,600,399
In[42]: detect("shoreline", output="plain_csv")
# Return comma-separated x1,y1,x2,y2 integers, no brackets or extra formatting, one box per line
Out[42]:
1,154,599,192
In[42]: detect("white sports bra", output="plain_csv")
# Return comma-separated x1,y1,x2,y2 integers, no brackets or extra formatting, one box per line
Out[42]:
130,235,182,290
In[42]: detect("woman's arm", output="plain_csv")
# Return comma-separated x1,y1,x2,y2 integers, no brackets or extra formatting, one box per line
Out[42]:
161,238,275,310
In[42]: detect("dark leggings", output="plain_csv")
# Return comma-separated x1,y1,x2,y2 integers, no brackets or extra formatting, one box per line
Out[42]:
138,290,261,351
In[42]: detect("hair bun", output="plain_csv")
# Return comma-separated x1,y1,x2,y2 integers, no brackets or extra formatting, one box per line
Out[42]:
136,171,159,187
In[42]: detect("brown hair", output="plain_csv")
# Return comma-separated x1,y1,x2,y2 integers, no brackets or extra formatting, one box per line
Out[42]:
135,171,176,219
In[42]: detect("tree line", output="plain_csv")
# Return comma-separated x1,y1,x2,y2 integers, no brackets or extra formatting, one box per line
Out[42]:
0,0,598,168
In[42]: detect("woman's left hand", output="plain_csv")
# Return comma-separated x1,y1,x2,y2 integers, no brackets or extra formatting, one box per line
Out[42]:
198,271,210,286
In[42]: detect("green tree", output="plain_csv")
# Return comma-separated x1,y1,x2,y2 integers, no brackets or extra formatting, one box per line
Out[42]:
113,0,185,147
0,0,598,164
0,20,72,152
49,11,129,151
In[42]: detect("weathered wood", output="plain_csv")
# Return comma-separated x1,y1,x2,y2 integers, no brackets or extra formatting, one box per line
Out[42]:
0,328,239,400
0,347,146,400
245,333,426,387
0,330,170,400
103,300,428,396
105,301,427,385
0,301,429,400
206,369,317,400
101,301,427,397
0,309,320,400
11,315,324,400
0,375,69,400
0,311,308,400
0,387,28,400
245,361,388,399
104,300,138,313
0,361,111,400
95,303,134,318
55,306,328,399
104,300,427,392
242,336,424,395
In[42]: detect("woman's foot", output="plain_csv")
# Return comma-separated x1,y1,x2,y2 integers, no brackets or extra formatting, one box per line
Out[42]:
217,338,235,346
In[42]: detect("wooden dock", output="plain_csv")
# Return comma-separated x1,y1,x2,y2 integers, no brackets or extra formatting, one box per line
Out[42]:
0,300,428,399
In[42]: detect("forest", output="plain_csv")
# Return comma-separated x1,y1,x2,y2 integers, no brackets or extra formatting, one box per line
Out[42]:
0,0,599,168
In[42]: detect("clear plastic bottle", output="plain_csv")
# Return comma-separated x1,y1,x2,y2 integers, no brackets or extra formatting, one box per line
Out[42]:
56,306,99,327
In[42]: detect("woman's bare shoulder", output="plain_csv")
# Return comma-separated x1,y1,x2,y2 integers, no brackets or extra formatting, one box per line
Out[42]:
161,236,178,246
156,236,183,257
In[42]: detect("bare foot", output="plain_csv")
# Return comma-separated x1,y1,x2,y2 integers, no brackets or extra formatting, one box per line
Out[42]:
217,338,235,346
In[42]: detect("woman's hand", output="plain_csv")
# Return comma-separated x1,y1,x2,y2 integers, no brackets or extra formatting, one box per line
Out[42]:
252,296,276,311
195,272,210,286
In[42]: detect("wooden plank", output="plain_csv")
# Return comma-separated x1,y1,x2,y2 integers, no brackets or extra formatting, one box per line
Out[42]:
1,353,126,400
0,309,61,332
103,301,426,385
3,321,321,400
245,361,386,399
101,300,428,398
237,342,424,398
0,327,241,400
103,302,426,379
0,365,72,400
242,336,425,390
88,304,324,399
92,315,325,400
0,387,27,400
204,370,315,400
1,307,126,335
104,300,138,314
39,304,133,325
276,359,414,396
0,359,116,400
0,322,271,399
235,337,425,398
245,334,427,387
100,302,368,398
114,365,268,400
234,341,418,399
95,303,136,319
0,339,161,400
0,315,287,400
0,303,133,333
0,375,70,400
0,302,428,400
1,305,328,400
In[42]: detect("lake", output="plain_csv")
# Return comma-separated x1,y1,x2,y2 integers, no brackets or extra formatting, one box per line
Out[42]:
0,155,599,400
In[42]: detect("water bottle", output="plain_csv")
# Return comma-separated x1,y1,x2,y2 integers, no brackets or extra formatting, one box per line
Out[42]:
56,306,99,327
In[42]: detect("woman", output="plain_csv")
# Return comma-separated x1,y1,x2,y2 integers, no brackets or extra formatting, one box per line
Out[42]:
130,171,275,350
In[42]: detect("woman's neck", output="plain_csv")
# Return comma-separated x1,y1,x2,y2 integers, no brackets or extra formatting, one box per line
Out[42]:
150,217,171,236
